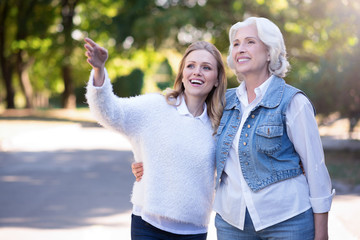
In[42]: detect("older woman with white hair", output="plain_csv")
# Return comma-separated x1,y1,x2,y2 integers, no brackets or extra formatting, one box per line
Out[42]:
213,17,335,239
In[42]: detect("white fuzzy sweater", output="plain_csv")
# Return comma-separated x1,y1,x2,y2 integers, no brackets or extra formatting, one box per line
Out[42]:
86,69,216,227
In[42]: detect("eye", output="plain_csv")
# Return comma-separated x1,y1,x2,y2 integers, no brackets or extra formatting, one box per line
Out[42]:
186,64,195,69
233,42,239,47
203,66,212,70
248,40,255,44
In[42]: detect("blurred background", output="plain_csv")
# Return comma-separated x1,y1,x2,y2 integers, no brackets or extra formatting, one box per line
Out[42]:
0,0,360,239
0,0,359,131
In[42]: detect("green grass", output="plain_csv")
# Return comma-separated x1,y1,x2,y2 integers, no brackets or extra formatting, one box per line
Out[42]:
325,150,360,185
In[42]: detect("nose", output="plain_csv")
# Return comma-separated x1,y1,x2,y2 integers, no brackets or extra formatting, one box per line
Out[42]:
193,66,202,76
237,42,246,54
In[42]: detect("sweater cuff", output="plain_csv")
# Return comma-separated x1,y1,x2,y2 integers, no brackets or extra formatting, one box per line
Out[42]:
87,68,111,88
310,189,335,213
86,68,114,103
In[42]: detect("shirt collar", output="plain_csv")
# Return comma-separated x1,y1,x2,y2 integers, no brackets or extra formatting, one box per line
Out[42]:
236,75,274,106
176,95,210,124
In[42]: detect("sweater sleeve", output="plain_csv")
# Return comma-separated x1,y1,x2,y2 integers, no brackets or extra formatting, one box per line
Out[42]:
85,68,155,137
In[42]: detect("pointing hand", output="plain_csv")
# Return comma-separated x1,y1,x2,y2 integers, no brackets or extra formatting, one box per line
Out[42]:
84,38,108,69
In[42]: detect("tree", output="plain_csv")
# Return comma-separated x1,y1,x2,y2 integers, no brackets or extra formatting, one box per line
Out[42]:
14,0,37,108
0,0,58,109
155,59,174,90
283,0,360,134
113,68,144,97
1,0,359,130
0,0,15,108
60,0,80,108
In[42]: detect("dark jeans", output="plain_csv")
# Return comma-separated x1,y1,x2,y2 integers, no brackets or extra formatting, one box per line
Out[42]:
131,214,208,240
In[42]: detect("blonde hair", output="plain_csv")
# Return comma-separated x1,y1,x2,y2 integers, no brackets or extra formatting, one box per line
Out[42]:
227,17,290,78
165,41,227,133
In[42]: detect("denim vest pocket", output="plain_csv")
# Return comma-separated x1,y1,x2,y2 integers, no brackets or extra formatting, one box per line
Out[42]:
255,125,283,155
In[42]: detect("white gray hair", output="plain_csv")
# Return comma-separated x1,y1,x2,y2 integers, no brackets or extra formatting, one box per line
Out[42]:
227,17,290,78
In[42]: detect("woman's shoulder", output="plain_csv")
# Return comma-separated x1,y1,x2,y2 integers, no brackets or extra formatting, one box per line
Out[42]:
128,92,165,104
223,88,238,108
225,88,237,98
130,93,174,113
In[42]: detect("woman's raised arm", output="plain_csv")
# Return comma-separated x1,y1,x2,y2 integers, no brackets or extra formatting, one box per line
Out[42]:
84,37,108,86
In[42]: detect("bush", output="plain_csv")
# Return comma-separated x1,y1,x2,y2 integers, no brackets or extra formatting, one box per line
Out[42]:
113,68,144,97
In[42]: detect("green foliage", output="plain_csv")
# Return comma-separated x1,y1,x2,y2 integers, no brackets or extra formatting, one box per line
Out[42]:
113,68,144,97
75,86,87,107
0,0,360,133
155,59,174,90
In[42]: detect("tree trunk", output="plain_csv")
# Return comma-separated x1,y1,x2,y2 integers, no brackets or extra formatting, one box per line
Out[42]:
14,0,37,108
0,63,15,109
0,0,15,108
60,0,79,109
16,51,34,108
62,65,76,108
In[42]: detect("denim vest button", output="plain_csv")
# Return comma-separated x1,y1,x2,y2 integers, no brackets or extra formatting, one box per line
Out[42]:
243,142,247,146
245,133,248,137
247,124,251,128
251,115,255,118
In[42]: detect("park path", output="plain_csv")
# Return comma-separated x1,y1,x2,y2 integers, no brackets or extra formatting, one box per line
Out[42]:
0,117,359,240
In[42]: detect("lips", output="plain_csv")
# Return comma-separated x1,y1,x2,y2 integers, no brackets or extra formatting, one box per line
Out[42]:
190,79,204,85
236,56,250,63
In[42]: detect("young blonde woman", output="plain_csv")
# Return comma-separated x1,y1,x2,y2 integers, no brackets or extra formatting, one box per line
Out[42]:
84,38,227,240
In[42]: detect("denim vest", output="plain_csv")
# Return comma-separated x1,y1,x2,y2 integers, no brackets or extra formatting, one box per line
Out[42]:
215,77,313,192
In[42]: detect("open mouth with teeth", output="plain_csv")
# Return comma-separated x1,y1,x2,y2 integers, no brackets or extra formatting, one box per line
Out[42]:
237,58,250,63
190,79,204,85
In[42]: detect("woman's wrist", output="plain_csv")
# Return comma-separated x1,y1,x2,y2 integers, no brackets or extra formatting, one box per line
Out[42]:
93,67,105,86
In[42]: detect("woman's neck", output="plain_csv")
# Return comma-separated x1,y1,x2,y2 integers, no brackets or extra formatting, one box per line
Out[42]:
183,94,205,117
243,71,270,103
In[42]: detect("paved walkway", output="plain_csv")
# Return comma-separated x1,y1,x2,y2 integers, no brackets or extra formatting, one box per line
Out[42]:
0,118,359,240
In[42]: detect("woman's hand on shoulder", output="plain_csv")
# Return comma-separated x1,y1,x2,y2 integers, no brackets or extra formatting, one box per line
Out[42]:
132,162,144,182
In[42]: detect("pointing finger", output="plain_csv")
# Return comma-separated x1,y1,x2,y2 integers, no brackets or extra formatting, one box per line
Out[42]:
84,44,93,52
84,38,97,47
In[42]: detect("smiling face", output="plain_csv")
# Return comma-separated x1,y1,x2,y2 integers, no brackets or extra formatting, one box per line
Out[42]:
231,24,270,79
181,49,219,101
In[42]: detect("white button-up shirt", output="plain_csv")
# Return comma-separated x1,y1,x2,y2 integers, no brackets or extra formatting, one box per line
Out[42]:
213,75,335,231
